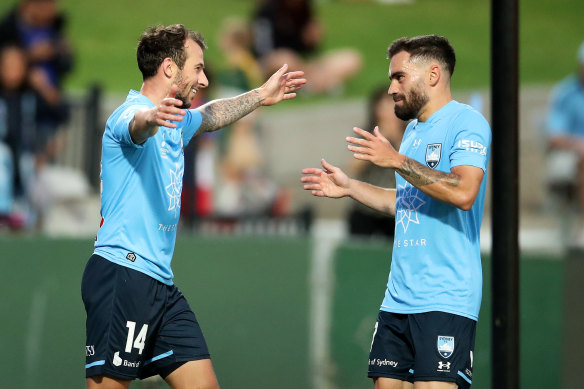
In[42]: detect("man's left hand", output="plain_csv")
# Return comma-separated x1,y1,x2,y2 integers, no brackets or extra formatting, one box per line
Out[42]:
258,64,307,106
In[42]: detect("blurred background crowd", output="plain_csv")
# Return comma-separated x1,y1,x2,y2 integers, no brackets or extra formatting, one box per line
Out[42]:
0,0,582,251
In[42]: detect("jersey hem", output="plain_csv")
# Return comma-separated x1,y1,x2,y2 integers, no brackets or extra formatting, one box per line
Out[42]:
93,249,174,286
379,305,478,321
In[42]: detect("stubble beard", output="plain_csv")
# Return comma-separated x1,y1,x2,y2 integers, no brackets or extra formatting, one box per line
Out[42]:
174,71,192,109
393,82,429,121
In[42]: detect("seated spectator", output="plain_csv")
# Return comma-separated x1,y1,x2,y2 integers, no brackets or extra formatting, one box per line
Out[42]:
251,0,362,95
545,41,584,244
347,86,407,239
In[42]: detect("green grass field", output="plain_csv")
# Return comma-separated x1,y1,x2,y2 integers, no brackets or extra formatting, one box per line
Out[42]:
1,0,582,96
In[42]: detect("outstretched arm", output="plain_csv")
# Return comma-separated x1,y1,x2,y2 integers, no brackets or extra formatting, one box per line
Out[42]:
130,85,186,145
301,159,397,216
347,127,483,211
196,64,306,134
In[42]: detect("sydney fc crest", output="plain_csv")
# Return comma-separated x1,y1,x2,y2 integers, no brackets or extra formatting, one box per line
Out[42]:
437,336,455,358
425,143,442,169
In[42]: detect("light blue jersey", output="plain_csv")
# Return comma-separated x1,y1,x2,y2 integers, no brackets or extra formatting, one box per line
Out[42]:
94,90,202,285
381,100,491,321
546,75,584,138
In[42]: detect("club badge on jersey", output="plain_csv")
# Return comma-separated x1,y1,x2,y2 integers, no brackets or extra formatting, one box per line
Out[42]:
425,143,442,169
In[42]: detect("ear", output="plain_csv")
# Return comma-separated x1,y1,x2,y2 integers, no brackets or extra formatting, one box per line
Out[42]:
161,57,174,79
428,63,441,87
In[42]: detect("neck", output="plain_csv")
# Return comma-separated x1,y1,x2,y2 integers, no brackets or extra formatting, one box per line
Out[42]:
417,90,453,122
139,78,171,106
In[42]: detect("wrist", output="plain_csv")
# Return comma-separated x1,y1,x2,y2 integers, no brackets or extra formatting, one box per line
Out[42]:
254,88,266,105
394,153,407,170
344,178,355,198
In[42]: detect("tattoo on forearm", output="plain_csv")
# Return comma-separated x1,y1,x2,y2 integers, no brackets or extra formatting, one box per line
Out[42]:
197,89,262,133
397,157,461,187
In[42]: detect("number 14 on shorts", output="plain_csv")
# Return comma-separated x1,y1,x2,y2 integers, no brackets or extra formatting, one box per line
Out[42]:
125,321,148,355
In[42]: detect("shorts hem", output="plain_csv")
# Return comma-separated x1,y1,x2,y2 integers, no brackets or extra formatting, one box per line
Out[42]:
414,375,457,383
138,354,212,379
172,354,211,363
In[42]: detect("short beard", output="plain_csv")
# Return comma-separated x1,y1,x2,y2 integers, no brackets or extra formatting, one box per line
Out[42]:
174,71,192,109
394,82,428,121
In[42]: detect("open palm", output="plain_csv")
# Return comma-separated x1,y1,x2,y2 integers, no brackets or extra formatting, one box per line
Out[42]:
301,159,350,198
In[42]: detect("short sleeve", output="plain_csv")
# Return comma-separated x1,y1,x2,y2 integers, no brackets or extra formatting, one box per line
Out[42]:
181,109,203,146
449,111,491,172
110,105,150,147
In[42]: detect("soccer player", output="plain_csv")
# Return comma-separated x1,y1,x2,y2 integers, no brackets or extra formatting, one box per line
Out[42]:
82,24,305,389
301,35,490,388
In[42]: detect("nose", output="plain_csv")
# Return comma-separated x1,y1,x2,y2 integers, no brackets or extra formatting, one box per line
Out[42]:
388,80,398,96
199,71,209,89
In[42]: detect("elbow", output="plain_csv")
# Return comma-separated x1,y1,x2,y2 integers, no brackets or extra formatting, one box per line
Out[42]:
453,193,476,211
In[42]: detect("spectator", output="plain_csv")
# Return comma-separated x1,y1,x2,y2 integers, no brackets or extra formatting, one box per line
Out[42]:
0,0,73,92
213,17,288,218
0,45,67,228
252,0,362,95
0,0,73,164
545,41,584,243
347,86,407,239
217,17,263,94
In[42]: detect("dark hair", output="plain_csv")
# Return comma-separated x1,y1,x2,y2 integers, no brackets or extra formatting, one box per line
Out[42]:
387,35,456,77
137,24,207,80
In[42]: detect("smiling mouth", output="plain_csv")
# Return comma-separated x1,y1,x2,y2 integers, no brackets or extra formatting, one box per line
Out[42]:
191,88,198,95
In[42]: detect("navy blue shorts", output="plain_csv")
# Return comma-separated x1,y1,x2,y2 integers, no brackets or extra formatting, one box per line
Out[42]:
82,254,210,380
368,311,475,388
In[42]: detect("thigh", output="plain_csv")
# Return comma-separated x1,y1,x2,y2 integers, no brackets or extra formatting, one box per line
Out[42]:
164,359,219,389
139,286,211,379
409,312,475,388
86,376,131,389
374,377,414,389
82,255,166,381
368,311,415,383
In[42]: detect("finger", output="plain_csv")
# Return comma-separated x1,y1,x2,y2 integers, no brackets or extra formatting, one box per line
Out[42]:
156,119,177,129
312,190,325,197
162,98,184,108
284,70,305,79
347,145,371,154
353,127,376,140
285,77,307,86
301,176,323,184
282,93,297,100
346,136,370,146
159,103,187,116
303,184,322,191
373,126,388,140
168,84,178,99
353,153,371,161
274,63,289,79
320,158,337,173
158,112,185,122
301,168,324,175
285,80,307,89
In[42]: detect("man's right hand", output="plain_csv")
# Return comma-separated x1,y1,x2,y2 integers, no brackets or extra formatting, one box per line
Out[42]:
301,159,351,198
149,84,186,129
